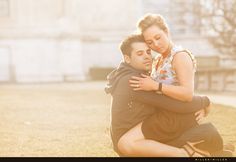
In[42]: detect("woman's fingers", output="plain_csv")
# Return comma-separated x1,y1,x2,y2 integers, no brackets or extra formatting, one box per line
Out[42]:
129,80,140,84
129,75,154,91
141,73,149,78
131,76,142,80
130,84,139,88
129,77,143,90
130,84,142,90
133,87,142,91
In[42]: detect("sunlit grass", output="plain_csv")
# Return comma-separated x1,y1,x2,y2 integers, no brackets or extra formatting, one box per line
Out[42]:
0,82,235,157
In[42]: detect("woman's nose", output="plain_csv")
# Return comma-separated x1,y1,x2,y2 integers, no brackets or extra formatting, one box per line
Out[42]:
153,40,159,47
144,52,151,58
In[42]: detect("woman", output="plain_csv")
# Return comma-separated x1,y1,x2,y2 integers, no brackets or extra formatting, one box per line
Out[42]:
117,13,215,157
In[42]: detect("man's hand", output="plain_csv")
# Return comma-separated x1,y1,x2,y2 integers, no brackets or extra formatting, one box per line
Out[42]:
195,109,205,122
204,102,212,117
194,103,212,122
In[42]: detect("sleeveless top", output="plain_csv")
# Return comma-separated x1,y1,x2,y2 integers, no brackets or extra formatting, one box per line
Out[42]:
151,45,197,86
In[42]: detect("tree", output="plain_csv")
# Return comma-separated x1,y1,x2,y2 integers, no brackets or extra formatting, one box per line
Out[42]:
199,0,236,57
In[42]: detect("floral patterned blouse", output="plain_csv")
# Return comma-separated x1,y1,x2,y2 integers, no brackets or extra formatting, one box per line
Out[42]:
151,45,197,86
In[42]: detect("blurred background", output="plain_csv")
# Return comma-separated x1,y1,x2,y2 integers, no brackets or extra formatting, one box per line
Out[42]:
0,0,235,92
0,0,235,157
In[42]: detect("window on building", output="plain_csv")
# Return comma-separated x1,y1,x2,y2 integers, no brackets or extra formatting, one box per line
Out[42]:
0,0,9,17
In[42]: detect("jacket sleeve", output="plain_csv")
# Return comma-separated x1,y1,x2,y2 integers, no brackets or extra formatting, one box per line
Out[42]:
131,90,209,113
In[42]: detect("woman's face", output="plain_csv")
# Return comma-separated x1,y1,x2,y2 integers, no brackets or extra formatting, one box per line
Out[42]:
143,25,170,54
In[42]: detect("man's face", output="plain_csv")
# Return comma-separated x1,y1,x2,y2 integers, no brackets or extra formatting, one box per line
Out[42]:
125,42,152,71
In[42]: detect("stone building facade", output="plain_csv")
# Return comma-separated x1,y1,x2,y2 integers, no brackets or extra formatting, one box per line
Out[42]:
0,0,142,82
0,0,235,92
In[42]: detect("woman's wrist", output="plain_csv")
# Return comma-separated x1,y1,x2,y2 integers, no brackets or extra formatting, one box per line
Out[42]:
155,82,163,94
153,82,159,91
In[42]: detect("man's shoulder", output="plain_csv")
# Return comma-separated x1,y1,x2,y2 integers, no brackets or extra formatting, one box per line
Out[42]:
114,71,140,94
119,71,139,84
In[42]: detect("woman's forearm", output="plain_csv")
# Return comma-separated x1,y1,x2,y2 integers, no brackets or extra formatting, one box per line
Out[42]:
129,74,194,102
161,84,194,102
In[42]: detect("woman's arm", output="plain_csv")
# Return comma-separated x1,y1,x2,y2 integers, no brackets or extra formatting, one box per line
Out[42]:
126,73,210,114
129,52,195,102
162,52,195,101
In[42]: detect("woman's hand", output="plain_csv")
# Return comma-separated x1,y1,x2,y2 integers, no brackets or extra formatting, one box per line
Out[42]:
129,74,158,91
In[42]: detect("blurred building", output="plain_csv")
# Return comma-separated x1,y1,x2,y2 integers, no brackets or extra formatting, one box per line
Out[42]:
0,0,235,91
0,0,142,83
142,0,236,92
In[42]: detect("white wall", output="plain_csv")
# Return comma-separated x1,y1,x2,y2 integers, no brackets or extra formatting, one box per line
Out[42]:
0,0,223,83
81,40,123,76
0,39,84,83
59,39,85,81
0,47,10,81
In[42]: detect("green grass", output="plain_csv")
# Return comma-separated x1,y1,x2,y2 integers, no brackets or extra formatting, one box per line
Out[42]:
0,82,235,157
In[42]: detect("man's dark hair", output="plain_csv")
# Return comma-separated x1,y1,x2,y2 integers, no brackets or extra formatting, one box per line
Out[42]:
119,34,145,57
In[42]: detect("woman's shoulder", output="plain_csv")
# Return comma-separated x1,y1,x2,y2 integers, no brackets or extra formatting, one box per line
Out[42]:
172,45,192,56
171,45,197,71
172,45,195,60
172,45,185,53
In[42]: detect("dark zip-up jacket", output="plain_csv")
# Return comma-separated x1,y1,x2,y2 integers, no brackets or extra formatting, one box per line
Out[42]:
105,62,210,151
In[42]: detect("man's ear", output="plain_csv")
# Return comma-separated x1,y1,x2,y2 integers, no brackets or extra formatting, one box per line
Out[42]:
124,55,131,64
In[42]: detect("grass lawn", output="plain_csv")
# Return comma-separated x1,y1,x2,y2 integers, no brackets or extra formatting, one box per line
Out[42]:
0,82,235,157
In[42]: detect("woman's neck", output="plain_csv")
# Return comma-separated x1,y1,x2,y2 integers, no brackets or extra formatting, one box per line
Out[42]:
162,42,173,59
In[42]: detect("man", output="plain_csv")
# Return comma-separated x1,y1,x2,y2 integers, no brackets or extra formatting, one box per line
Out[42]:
105,34,232,157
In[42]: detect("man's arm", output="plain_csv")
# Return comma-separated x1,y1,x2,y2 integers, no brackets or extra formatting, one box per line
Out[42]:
132,90,210,113
120,73,210,114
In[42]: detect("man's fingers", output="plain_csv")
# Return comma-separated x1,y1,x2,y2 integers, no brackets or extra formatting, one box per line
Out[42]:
195,111,201,116
195,111,203,120
195,115,201,122
195,114,200,121
196,113,205,122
